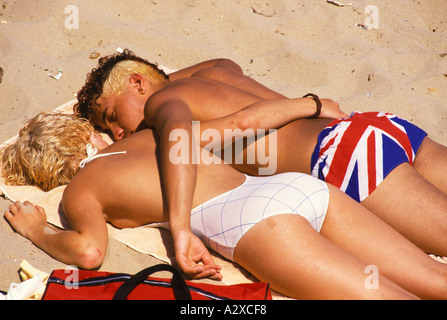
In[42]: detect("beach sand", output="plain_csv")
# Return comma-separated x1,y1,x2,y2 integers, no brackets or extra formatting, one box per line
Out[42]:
0,0,446,297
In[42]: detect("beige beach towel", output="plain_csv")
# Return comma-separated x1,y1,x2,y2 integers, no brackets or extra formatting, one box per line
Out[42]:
0,98,258,288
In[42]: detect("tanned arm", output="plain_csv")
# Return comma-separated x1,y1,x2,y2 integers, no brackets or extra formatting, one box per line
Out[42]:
197,97,348,150
4,196,108,270
144,92,222,280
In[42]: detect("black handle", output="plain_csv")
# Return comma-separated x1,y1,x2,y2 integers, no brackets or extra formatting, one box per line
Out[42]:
112,264,192,300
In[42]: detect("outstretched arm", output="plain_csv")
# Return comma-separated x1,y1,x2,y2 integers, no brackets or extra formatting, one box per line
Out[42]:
4,199,108,269
197,96,348,150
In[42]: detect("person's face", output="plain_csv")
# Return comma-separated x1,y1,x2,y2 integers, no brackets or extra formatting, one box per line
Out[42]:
94,78,147,140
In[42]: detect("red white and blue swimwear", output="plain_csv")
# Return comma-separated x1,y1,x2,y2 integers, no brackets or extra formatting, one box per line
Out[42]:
310,111,427,202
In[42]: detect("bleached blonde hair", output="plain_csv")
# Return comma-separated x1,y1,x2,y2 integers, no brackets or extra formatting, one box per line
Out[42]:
0,112,96,191
102,59,168,97
74,49,169,122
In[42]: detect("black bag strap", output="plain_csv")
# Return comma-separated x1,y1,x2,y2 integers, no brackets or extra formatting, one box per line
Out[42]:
112,264,192,300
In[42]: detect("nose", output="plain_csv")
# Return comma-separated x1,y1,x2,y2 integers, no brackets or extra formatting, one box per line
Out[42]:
110,123,124,141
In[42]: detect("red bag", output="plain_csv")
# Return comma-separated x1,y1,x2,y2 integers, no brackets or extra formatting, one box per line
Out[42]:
42,264,272,300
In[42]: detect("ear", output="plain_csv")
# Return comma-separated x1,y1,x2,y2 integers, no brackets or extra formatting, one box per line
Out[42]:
129,74,146,95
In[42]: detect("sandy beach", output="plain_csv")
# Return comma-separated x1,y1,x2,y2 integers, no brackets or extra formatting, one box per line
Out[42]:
0,0,446,298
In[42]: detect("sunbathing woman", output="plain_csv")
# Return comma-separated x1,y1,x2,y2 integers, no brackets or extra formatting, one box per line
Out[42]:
74,50,447,257
2,112,447,300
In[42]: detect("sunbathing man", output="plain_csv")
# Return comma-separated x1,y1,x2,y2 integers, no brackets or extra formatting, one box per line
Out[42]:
3,112,447,299
74,49,447,257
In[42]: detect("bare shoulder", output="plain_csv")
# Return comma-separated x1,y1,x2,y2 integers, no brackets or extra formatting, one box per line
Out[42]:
145,79,193,109
145,78,220,118
153,78,215,99
191,64,244,82
167,58,242,81
61,173,105,227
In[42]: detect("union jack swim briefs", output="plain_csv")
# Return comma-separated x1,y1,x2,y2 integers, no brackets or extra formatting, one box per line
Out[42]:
310,111,427,202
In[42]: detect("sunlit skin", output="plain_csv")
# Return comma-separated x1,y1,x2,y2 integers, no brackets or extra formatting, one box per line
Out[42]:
6,126,447,299
4,97,343,282
93,58,447,261
7,58,447,299
90,60,351,283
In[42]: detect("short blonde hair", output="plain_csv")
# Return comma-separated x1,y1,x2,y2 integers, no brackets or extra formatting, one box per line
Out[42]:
74,49,169,123
0,112,96,191
102,59,168,97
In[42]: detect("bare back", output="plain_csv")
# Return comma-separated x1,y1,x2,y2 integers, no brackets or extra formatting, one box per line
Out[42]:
62,129,245,229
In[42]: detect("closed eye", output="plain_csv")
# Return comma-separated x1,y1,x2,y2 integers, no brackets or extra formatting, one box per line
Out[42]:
102,106,109,127
103,107,116,128
110,110,116,122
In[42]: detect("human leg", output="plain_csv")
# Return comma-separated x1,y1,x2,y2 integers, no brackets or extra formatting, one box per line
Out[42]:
325,185,447,299
362,162,447,256
235,183,447,299
413,137,447,194
233,214,416,299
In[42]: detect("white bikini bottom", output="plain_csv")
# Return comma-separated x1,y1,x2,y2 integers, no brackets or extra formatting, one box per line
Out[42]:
189,172,330,261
